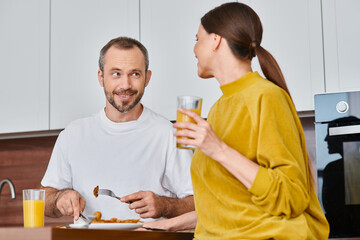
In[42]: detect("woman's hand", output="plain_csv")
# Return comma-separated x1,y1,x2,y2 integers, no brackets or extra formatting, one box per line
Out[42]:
173,108,227,161
141,211,197,232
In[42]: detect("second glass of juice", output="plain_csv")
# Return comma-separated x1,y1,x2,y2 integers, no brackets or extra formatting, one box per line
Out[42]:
176,95,202,149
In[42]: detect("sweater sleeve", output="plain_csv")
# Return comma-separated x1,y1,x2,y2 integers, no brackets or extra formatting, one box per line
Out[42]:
248,89,310,218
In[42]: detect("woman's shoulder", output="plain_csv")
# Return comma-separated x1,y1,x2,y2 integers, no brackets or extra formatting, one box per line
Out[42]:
237,76,294,120
247,76,289,103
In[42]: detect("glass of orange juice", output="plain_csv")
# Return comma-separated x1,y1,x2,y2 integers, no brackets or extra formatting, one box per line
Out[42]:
176,95,202,149
23,189,45,228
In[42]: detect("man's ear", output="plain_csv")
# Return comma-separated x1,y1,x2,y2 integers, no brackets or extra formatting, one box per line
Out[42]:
145,70,152,87
98,69,104,87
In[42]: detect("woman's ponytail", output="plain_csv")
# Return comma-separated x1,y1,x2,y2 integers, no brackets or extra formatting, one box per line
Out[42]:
255,45,292,99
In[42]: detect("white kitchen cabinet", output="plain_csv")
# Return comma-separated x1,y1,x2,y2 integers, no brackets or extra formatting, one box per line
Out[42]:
140,0,324,120
140,0,232,120
322,0,360,93
0,0,50,134
241,0,325,112
50,0,139,129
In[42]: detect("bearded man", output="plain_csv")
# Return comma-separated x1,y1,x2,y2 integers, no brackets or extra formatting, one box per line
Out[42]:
41,37,194,226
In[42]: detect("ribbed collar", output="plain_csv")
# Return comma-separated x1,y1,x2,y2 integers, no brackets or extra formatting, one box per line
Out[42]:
220,71,262,97
98,105,149,134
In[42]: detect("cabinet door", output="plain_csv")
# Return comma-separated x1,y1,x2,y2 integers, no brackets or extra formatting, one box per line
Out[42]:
0,0,50,134
322,0,360,93
140,0,324,118
50,0,139,129
140,0,233,120
247,0,324,111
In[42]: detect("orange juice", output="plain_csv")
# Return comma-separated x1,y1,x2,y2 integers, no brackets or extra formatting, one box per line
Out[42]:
23,200,45,228
176,108,201,149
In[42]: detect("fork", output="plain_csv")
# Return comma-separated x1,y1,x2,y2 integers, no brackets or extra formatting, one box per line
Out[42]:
95,187,132,203
98,188,121,200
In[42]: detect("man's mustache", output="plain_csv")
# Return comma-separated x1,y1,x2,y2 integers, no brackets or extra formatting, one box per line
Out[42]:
113,89,138,95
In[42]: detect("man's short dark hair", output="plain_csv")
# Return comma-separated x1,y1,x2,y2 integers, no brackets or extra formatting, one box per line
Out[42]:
99,37,149,72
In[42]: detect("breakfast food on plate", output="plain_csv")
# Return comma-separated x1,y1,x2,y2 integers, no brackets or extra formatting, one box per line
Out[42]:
93,185,99,198
92,218,140,223
93,211,102,220
91,211,140,224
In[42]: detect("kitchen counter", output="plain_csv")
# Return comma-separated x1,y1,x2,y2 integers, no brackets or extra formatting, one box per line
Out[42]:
1,227,360,240
0,227,194,240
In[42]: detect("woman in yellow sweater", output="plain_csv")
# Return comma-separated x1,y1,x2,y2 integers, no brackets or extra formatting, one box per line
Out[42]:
173,2,329,239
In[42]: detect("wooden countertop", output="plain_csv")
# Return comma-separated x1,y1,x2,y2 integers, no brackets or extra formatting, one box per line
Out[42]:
1,226,359,240
0,227,51,240
0,226,194,240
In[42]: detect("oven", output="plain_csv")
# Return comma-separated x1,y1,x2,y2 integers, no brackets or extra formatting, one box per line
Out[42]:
315,91,360,238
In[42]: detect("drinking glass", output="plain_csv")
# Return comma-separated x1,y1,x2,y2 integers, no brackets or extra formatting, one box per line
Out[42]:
23,189,45,228
176,95,202,149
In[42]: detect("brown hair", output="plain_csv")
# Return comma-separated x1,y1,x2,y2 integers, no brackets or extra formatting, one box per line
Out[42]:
201,2,291,98
99,37,149,72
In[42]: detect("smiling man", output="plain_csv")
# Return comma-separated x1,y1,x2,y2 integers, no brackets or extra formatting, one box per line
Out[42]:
41,37,194,226
99,39,149,121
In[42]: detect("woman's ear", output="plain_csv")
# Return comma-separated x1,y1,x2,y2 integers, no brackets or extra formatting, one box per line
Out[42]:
212,34,222,51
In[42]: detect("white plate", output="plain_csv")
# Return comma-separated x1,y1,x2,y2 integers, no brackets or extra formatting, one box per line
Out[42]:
88,222,143,230
69,223,89,229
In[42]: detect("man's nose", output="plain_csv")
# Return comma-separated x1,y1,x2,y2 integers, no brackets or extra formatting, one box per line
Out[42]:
118,75,132,89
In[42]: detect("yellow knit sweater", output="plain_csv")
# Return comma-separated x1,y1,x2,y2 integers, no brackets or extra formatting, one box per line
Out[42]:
191,72,329,240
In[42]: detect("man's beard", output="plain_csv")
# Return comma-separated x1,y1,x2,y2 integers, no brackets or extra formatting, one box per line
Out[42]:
104,88,144,113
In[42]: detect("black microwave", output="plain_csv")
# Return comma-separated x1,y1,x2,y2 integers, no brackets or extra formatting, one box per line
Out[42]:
315,91,360,238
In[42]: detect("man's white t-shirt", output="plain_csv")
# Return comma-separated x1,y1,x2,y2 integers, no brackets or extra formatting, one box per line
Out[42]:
41,106,193,220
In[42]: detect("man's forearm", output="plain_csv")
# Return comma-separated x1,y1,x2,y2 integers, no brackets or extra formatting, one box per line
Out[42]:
41,186,64,218
160,195,195,218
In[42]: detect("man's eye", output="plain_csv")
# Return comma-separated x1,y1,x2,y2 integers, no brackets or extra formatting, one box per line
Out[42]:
132,72,140,77
112,72,120,77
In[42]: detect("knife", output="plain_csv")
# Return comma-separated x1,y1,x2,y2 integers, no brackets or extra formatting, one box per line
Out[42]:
79,213,92,224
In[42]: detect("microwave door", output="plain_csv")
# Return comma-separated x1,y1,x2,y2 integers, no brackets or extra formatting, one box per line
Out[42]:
321,128,360,237
343,141,360,205
328,124,360,205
